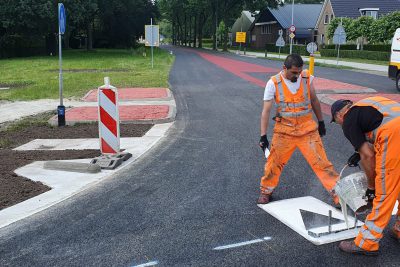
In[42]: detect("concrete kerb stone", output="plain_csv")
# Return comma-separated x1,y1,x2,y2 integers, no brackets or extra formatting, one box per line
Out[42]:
316,88,376,94
81,88,174,102
318,94,338,106
47,104,176,126
44,161,101,173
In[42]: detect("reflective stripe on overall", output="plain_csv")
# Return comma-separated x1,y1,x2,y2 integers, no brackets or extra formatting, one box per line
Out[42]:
351,96,400,251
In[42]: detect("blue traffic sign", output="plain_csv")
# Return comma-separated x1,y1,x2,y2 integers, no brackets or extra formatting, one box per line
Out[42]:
58,3,66,34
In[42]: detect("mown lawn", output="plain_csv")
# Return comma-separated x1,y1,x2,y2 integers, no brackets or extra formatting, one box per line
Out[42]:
0,48,174,101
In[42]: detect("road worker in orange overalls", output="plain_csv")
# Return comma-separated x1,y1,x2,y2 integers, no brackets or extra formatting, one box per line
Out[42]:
331,96,400,256
258,54,339,205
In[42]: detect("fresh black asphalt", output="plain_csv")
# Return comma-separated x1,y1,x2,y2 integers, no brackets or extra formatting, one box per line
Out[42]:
0,46,399,266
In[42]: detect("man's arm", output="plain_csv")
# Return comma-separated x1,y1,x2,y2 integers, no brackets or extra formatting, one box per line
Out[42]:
358,142,376,189
309,82,323,121
261,100,273,136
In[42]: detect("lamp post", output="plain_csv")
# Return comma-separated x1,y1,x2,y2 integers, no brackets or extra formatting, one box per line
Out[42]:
290,0,294,54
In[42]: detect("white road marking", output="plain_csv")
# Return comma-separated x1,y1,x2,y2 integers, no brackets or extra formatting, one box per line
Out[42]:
132,261,158,267
213,236,272,250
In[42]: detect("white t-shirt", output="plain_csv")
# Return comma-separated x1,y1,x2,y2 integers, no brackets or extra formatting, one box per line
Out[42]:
263,72,314,101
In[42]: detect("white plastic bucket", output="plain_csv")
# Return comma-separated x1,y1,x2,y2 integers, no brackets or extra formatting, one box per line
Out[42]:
334,171,368,212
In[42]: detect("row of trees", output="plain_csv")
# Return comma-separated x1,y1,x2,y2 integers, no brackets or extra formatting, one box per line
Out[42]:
327,11,400,47
158,0,325,51
0,0,158,57
158,0,284,51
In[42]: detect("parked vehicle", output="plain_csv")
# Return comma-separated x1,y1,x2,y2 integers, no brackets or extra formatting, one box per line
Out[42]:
389,28,400,91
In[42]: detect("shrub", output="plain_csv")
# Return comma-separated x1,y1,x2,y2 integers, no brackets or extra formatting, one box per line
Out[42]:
323,44,391,52
320,49,390,61
265,44,308,56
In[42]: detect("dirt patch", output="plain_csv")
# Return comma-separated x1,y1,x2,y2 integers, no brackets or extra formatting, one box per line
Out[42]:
0,81,34,88
0,114,153,210
47,68,131,73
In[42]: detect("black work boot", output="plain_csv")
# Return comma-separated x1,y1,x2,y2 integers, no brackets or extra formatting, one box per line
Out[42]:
257,193,272,205
338,241,379,256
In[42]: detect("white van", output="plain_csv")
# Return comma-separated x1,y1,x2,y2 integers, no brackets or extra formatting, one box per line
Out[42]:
389,28,400,91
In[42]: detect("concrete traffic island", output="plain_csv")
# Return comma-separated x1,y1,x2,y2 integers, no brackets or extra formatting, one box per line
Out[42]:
0,87,176,229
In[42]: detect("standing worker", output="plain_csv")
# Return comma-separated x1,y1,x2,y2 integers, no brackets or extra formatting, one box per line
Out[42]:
331,96,400,255
258,54,339,205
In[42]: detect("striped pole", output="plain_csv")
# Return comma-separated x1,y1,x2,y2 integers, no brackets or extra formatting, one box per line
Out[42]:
98,77,120,155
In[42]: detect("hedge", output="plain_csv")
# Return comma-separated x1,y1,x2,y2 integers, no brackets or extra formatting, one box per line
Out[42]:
323,44,391,52
320,49,390,61
265,44,308,56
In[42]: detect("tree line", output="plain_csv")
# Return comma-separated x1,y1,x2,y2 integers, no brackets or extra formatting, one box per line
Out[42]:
158,0,286,51
157,0,323,51
0,0,158,58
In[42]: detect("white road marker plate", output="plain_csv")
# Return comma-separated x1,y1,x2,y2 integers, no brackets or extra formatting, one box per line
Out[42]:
258,196,363,245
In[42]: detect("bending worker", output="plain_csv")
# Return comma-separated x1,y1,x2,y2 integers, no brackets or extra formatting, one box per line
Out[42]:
331,96,400,255
258,54,339,205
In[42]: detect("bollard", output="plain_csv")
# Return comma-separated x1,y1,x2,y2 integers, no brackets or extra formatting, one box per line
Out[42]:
265,49,268,58
309,55,315,75
98,77,120,155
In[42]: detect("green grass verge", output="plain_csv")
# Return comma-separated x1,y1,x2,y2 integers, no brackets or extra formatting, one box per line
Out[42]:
0,48,174,101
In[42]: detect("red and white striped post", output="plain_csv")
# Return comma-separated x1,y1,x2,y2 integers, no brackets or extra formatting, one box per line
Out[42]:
98,77,120,155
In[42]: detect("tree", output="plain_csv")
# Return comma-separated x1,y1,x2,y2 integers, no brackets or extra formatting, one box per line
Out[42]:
369,11,400,43
327,17,355,41
97,0,158,48
294,0,323,3
63,0,98,50
353,16,374,49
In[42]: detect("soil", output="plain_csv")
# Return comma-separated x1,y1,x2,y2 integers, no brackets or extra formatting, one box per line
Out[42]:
0,117,152,210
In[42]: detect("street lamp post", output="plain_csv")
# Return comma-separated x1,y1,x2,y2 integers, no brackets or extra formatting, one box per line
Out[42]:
290,0,294,54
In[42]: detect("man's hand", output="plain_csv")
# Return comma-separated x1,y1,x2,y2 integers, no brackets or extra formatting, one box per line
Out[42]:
318,121,326,137
347,152,361,167
364,188,375,202
259,135,269,152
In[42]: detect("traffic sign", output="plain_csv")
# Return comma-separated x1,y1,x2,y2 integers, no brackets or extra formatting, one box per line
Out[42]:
276,36,285,47
145,25,160,47
333,25,346,45
307,42,318,54
58,3,66,35
289,32,295,39
289,25,296,33
235,32,246,43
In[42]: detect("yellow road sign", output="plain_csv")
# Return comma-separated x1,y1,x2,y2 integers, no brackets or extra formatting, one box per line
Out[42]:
289,32,295,39
236,32,246,43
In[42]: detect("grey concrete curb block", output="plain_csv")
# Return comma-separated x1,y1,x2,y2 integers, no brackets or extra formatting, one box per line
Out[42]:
81,88,173,102
318,94,336,106
44,161,101,173
316,88,376,94
48,104,176,126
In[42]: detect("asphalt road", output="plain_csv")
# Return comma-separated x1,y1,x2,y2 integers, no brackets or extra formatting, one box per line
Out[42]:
0,46,399,267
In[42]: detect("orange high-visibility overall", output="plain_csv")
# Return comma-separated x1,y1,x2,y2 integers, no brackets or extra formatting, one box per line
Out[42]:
260,70,339,199
350,96,400,251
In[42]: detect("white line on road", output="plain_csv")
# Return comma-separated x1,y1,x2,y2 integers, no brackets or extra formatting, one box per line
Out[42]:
213,236,272,250
132,261,158,267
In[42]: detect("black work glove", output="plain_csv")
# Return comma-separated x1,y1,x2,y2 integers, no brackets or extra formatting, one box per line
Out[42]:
318,121,326,137
259,135,269,152
364,188,375,202
347,152,361,167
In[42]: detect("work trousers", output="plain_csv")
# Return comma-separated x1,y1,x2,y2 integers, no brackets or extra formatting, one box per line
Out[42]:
260,129,339,200
355,118,400,251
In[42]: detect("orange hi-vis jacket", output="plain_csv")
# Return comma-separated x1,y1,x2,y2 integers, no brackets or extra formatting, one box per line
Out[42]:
350,96,400,143
349,96,400,251
271,69,317,136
